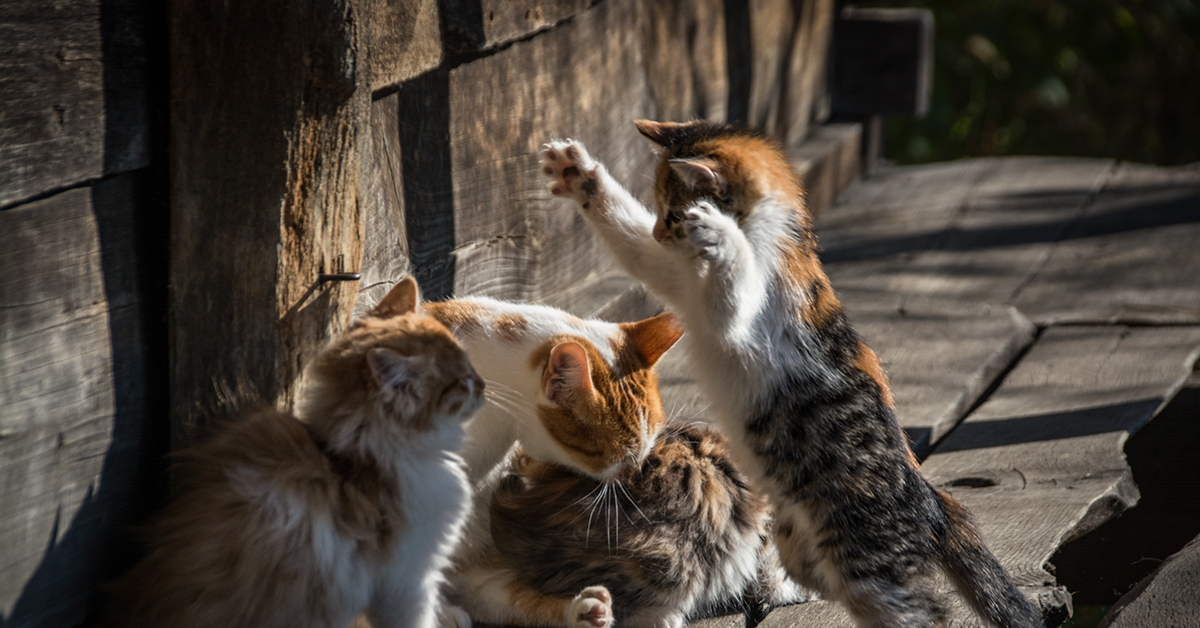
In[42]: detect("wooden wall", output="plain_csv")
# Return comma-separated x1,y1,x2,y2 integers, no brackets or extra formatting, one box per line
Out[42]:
0,0,168,625
0,0,833,624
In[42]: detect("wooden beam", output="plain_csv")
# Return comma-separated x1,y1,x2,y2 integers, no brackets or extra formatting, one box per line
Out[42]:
169,0,369,449
0,0,104,207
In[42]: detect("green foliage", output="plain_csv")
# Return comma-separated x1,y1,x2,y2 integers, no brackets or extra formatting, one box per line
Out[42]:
877,0,1200,165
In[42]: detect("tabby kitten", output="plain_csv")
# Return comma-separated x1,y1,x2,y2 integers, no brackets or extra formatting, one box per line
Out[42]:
104,277,483,628
540,123,1044,628
423,298,804,627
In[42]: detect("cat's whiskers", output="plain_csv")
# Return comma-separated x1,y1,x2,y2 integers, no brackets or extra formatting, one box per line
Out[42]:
615,479,651,524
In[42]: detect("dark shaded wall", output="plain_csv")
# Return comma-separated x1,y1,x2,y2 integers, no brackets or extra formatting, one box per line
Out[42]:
0,0,169,625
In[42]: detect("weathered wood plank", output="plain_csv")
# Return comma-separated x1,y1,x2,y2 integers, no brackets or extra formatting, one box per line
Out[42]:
789,122,861,217
444,0,657,303
170,0,369,449
1012,162,1200,326
739,0,833,145
0,0,104,207
642,0,729,123
369,0,441,92
1101,533,1200,628
842,295,1036,453
919,325,1200,625
443,0,594,52
355,92,411,319
820,157,1115,306
0,189,113,624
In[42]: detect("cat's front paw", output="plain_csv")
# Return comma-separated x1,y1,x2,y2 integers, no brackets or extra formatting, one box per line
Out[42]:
682,201,736,263
566,586,613,628
542,140,604,209
438,605,472,628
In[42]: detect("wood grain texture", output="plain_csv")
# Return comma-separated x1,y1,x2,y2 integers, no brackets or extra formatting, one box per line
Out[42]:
369,0,441,92
443,0,595,52
444,0,658,303
0,190,113,625
842,295,1036,453
919,325,1200,625
789,121,861,216
355,92,411,319
642,0,729,123
169,0,369,449
0,0,104,207
739,0,834,144
1102,533,1200,628
819,157,1116,306
1012,162,1200,326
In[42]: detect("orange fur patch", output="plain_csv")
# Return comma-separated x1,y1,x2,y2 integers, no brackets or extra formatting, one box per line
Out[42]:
504,580,571,623
853,343,894,409
423,300,485,335
495,313,529,342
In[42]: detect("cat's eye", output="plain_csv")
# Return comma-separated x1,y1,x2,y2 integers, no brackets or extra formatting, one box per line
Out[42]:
664,211,680,226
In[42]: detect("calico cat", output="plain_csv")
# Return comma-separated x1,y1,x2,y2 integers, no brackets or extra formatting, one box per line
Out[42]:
422,298,805,627
104,277,483,628
540,123,1044,628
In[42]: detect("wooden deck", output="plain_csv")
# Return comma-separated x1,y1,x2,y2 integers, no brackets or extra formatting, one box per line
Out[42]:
649,156,1200,627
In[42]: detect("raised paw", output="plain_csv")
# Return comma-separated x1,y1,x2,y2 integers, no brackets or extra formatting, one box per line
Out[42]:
541,140,604,208
682,201,733,263
566,586,613,628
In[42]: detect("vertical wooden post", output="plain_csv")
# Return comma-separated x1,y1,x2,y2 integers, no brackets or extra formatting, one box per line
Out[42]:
168,0,370,449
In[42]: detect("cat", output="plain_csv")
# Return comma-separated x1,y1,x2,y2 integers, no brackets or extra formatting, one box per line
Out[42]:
539,122,1045,628
421,297,805,628
103,277,483,628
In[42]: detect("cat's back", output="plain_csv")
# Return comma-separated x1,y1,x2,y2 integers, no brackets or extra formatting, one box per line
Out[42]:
105,410,371,628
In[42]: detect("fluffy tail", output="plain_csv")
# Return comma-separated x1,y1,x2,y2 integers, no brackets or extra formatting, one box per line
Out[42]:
936,490,1045,628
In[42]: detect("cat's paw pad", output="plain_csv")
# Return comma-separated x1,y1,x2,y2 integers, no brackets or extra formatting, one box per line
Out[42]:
682,201,731,262
566,586,613,628
542,140,603,207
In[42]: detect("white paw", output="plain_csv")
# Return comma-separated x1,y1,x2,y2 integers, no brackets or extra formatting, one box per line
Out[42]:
541,140,604,207
682,201,733,262
439,605,472,628
566,586,614,628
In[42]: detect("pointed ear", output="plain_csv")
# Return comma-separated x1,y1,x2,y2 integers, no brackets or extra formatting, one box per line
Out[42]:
370,276,420,318
620,311,684,367
635,119,685,148
541,342,595,406
367,348,423,394
669,157,726,195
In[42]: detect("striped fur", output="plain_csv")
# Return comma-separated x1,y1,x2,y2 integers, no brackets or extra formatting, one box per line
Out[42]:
423,298,805,627
541,122,1044,628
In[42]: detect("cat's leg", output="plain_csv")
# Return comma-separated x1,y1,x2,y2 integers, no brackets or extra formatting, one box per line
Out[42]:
678,200,773,342
450,563,613,627
840,578,946,628
621,605,685,628
541,140,695,305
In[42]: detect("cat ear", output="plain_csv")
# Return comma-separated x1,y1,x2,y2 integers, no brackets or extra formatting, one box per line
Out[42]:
620,311,685,367
635,119,687,147
367,348,423,395
669,157,727,195
370,276,421,319
542,342,595,406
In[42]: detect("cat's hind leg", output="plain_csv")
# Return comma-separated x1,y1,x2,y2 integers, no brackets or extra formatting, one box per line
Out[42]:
841,577,947,628
449,563,613,628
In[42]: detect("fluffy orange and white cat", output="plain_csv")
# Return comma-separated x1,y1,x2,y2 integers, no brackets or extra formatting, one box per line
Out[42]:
541,122,1044,628
104,277,483,628
419,298,806,627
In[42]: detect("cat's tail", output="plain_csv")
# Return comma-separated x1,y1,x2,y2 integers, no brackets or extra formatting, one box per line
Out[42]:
935,490,1045,628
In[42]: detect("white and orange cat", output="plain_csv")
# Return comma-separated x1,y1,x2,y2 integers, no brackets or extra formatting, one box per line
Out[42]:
104,277,483,628
541,122,1044,627
420,298,806,627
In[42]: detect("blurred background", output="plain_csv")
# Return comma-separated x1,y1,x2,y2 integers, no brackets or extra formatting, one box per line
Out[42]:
876,0,1200,166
